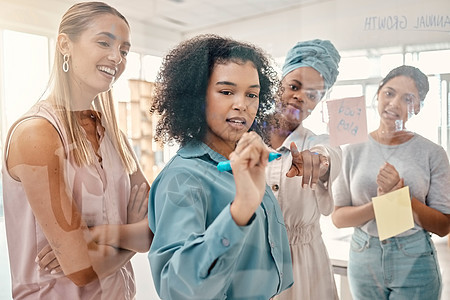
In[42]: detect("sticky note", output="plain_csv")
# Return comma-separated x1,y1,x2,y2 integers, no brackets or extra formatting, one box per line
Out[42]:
372,186,414,241
327,96,368,146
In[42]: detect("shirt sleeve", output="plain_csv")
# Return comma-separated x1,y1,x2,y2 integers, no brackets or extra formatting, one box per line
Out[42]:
148,167,253,299
310,144,342,215
426,146,450,214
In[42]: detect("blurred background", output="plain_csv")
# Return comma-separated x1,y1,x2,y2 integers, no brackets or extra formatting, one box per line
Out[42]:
0,0,449,299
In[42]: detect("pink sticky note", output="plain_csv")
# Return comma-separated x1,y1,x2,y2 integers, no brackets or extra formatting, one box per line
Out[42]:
327,96,368,146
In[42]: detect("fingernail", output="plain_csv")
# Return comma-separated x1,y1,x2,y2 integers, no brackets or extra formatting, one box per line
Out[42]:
303,184,308,189
50,270,57,275
35,257,39,263
311,183,317,190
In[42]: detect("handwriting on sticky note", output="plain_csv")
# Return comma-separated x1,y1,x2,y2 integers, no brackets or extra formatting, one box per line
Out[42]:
327,96,368,146
372,186,415,241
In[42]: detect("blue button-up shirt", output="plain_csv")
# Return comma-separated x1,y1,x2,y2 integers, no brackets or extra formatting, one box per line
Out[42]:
148,142,293,300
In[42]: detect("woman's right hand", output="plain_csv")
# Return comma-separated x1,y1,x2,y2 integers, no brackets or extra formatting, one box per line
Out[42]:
229,132,270,225
286,142,330,189
36,244,62,275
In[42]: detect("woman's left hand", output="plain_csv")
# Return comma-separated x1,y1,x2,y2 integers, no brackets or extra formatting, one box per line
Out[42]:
127,182,149,224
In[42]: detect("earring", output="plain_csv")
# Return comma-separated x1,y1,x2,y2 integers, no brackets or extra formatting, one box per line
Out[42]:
62,54,69,73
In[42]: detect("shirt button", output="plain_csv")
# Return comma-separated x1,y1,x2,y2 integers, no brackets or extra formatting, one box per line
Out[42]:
270,241,275,248
272,184,279,191
222,238,230,247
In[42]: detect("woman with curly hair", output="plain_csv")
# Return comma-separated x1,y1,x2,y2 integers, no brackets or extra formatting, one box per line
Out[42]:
147,34,293,299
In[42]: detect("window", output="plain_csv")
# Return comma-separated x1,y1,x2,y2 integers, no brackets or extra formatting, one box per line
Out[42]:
2,30,49,133
142,54,163,82
0,30,49,216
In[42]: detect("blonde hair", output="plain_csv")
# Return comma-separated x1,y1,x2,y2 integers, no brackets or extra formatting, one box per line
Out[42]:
46,2,136,173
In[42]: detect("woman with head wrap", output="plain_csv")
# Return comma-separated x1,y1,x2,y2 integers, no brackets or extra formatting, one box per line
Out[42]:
264,39,341,300
332,65,449,299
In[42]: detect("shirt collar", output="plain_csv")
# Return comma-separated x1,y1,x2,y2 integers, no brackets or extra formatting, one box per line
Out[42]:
178,141,229,163
277,124,306,151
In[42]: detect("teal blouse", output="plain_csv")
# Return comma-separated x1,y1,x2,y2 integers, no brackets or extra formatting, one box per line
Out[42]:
148,141,293,300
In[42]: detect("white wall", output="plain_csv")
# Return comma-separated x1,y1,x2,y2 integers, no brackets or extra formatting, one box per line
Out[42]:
0,0,448,58
0,0,182,56
186,0,450,57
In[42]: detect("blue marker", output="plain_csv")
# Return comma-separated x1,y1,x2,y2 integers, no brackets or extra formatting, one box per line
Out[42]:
217,152,281,172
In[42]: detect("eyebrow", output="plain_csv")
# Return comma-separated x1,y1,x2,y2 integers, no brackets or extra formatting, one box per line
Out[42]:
97,32,131,47
290,79,322,91
383,86,397,93
290,79,302,86
216,81,260,88
384,86,418,97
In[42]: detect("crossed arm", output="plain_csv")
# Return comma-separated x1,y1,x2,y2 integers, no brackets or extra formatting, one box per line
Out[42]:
7,118,152,286
332,162,450,237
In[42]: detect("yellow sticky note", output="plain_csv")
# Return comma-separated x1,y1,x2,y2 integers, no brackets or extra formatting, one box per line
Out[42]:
372,186,414,241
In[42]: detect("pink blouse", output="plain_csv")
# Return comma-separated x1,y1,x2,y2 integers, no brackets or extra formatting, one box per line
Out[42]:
2,101,135,299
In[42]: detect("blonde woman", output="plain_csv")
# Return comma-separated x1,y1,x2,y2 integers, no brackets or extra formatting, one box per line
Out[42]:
2,2,152,299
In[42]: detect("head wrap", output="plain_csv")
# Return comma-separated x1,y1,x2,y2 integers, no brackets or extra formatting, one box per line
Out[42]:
282,39,341,90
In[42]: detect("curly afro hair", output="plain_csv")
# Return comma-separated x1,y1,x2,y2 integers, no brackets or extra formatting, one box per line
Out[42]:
150,34,279,146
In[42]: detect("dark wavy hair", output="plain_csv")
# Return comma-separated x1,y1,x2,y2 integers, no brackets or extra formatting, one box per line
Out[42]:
150,34,279,146
378,65,429,102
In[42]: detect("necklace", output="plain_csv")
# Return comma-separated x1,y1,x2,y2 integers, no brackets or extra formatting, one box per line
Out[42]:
374,130,400,163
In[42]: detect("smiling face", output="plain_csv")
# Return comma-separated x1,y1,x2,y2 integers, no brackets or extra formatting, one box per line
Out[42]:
63,13,130,103
204,60,260,157
278,66,324,130
377,75,420,130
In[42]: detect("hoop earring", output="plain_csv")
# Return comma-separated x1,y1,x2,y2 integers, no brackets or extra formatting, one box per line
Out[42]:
63,54,69,73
